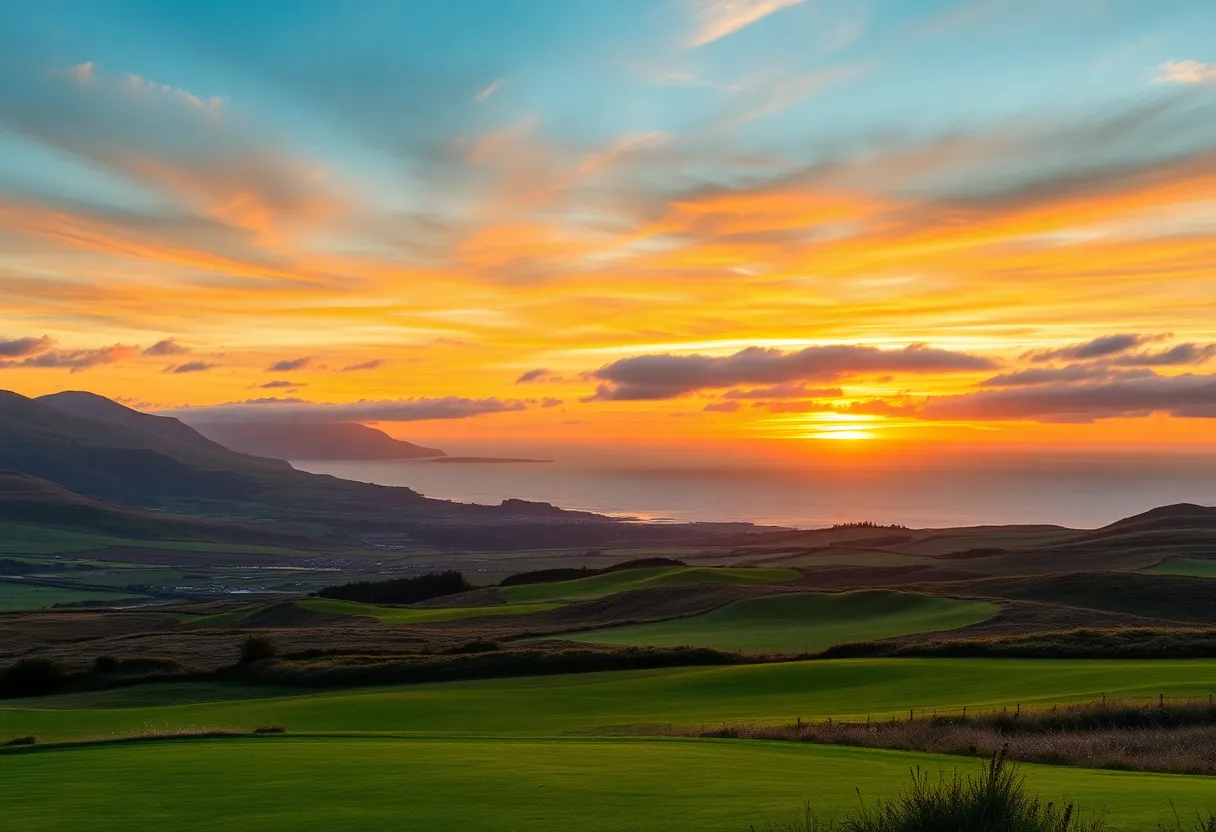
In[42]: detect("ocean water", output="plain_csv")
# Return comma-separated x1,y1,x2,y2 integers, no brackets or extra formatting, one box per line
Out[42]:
293,449,1216,530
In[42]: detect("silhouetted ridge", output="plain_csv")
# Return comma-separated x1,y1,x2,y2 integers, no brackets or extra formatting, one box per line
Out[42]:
38,391,238,456
190,420,445,461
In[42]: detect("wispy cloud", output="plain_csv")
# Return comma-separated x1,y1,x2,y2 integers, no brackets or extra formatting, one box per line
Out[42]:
167,361,217,374
0,344,138,373
475,78,508,102
169,396,529,424
142,339,190,357
266,356,313,373
1155,60,1216,85
687,0,807,48
339,359,384,372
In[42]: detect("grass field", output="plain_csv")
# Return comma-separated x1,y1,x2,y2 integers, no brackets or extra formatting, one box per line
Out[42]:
544,591,999,654
0,523,307,557
4,737,1214,832
8,658,1216,741
0,579,145,611
1145,557,1216,578
296,598,562,623
7,658,1216,831
499,566,801,604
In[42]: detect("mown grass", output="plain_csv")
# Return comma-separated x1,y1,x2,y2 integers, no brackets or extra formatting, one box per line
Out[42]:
0,579,145,611
499,566,801,604
1145,558,1216,579
545,591,998,655
3,737,1215,831
6,658,1216,742
295,597,561,623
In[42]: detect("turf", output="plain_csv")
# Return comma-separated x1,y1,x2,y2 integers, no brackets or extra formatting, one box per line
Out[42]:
296,597,562,623
544,591,999,654
499,566,801,604
1145,557,1216,578
7,658,1216,741
0,579,144,611
2,737,1212,831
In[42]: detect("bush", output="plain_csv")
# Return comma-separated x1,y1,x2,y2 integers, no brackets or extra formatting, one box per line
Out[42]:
318,570,470,605
238,636,276,665
2,735,36,747
761,752,1101,832
0,658,66,698
253,724,286,734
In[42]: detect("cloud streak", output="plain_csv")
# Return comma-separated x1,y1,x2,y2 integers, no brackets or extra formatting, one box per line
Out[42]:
170,396,529,424
587,344,997,400
687,0,807,48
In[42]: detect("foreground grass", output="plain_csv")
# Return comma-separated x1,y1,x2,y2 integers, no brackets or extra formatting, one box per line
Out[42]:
0,579,145,611
296,597,562,623
500,566,801,604
6,658,1216,742
545,591,998,655
3,737,1215,831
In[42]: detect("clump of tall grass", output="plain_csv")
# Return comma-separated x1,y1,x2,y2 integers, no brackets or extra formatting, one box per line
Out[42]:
693,698,1216,776
756,752,1102,832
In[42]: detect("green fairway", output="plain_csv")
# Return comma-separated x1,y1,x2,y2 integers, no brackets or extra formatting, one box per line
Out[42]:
3,737,1212,831
1145,557,1216,578
0,579,144,611
544,590,998,654
7,658,1216,742
296,597,561,623
500,566,801,603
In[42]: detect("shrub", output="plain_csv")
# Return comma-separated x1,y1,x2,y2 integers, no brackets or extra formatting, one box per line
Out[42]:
761,752,1101,832
252,724,286,734
0,657,66,698
846,752,1100,832
2,735,36,747
238,636,276,665
318,570,470,604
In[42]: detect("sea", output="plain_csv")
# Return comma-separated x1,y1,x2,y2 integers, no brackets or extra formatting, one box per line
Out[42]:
292,445,1216,530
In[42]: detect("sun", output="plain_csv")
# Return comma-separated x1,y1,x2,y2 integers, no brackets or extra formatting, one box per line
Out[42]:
811,429,874,441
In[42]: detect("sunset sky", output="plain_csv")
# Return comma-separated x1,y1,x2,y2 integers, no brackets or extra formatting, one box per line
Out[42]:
2,0,1216,451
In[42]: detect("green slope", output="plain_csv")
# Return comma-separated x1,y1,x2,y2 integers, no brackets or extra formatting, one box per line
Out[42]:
0,579,144,611
3,737,1212,832
296,598,561,623
545,590,998,654
8,658,1216,741
1144,557,1216,578
500,566,800,603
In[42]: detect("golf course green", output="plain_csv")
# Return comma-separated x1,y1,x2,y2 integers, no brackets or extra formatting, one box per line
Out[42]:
544,590,999,654
499,566,800,603
3,737,1212,831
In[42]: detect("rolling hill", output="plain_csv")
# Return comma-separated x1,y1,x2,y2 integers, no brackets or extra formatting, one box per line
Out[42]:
189,421,445,461
38,391,237,456
0,470,317,547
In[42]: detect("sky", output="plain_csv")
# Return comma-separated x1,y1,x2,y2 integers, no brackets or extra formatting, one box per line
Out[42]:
2,0,1216,453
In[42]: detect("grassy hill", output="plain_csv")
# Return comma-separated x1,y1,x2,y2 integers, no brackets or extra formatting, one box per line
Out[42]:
544,590,999,654
0,471,318,547
500,566,801,604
